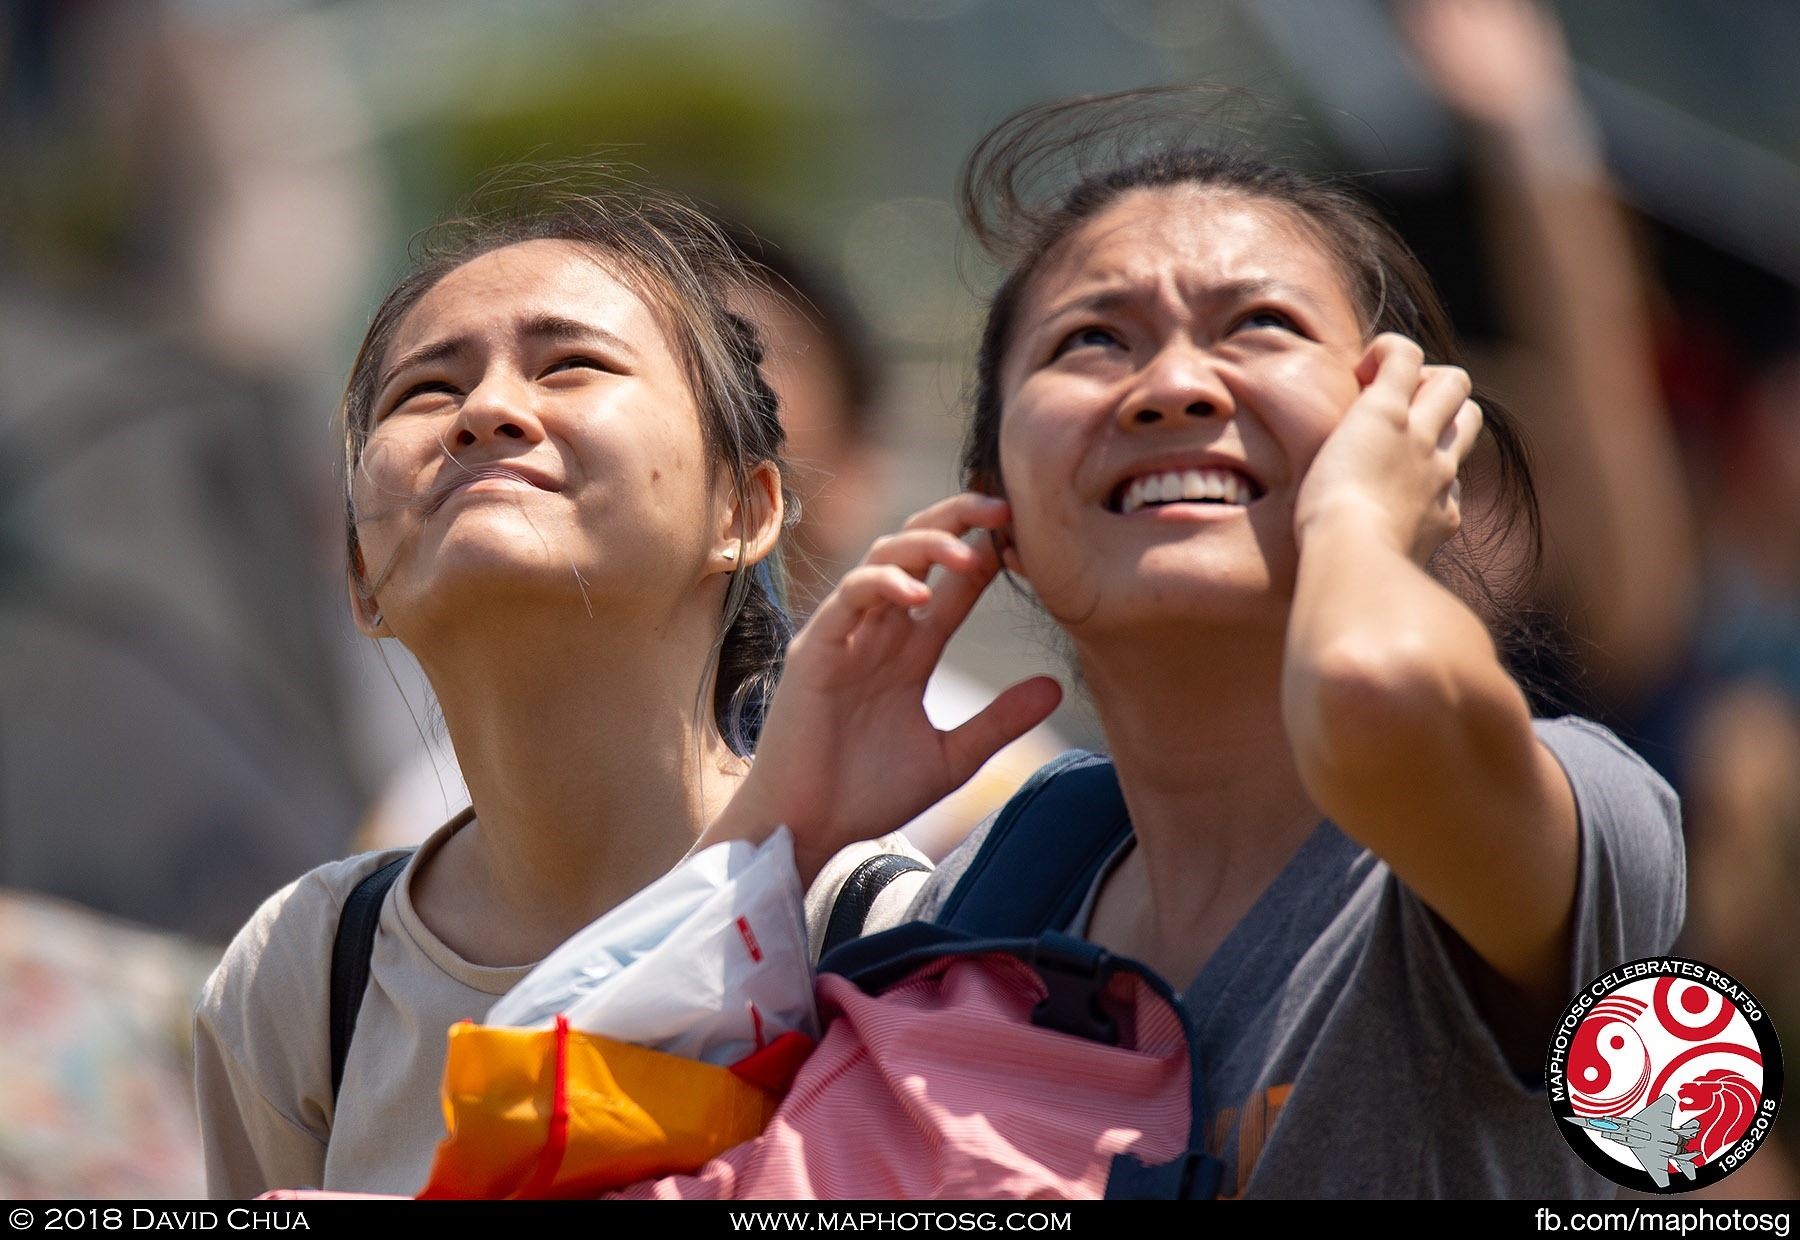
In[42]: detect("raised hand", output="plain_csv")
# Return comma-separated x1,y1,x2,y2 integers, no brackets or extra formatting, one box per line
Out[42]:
1291,334,1481,568
1399,0,1584,137
704,492,1062,883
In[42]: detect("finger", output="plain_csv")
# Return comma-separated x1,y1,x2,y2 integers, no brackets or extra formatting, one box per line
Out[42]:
898,491,1012,537
1413,364,1474,441
1441,397,1484,465
905,531,1004,642
1353,333,1425,397
864,527,986,582
803,563,934,647
940,675,1064,787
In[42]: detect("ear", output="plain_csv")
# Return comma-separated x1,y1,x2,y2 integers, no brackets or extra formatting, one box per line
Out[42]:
996,526,1025,577
969,470,1024,577
713,460,784,572
347,549,392,638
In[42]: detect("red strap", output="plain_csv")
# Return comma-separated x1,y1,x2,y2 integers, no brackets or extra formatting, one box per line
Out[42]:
512,1015,573,1198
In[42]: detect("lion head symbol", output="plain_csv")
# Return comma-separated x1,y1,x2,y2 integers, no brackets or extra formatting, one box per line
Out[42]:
1678,1069,1760,1163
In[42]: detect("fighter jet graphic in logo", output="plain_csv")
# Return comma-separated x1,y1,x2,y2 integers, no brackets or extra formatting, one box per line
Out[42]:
1562,1094,1701,1188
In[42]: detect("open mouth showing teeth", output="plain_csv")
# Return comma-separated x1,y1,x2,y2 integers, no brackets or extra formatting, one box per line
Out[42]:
1113,468,1262,515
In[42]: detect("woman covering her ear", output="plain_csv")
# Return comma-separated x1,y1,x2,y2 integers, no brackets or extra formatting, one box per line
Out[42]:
700,92,1684,1198
193,174,801,1198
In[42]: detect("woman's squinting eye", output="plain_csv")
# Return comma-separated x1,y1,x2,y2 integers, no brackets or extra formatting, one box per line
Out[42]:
1236,309,1298,333
385,379,457,415
1053,325,1124,358
544,355,607,376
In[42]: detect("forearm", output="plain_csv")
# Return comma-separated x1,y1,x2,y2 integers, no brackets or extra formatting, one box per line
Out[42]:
695,782,835,889
1282,514,1576,991
1284,517,1522,804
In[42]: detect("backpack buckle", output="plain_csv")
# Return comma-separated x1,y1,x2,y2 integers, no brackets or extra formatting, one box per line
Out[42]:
1027,933,1120,1045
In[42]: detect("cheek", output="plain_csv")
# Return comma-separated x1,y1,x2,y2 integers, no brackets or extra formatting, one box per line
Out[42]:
995,407,1070,533
1268,356,1361,470
348,436,415,518
993,404,1095,598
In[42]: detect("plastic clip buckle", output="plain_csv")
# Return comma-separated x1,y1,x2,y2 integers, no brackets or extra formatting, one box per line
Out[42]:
1026,932,1120,1045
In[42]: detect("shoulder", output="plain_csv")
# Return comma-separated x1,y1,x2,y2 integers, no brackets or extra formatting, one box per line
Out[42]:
1534,715,1677,809
1532,715,1686,969
195,847,415,1097
905,749,1124,929
903,815,996,926
192,846,415,1195
1533,715,1683,908
200,848,415,1014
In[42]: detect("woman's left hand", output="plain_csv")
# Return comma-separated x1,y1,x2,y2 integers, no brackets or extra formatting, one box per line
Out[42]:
1291,334,1483,565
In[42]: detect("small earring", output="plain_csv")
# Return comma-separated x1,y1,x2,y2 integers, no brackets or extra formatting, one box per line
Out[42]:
372,611,384,626
720,547,738,562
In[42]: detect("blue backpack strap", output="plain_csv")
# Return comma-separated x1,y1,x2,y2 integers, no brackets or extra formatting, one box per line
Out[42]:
933,750,1133,937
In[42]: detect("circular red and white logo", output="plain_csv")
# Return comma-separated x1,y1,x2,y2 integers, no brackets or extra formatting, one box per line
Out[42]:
1547,956,1783,1192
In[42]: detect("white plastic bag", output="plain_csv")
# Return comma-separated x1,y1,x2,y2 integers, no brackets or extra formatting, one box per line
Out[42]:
484,828,818,1066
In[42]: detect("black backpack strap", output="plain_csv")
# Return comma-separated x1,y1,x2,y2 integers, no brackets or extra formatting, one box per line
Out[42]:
933,750,1133,937
329,853,411,1099
823,923,1122,1044
819,851,932,959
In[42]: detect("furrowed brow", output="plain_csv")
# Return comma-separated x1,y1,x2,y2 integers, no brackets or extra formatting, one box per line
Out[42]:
378,314,636,394
379,338,463,393
1206,277,1302,304
1037,287,1138,323
520,313,635,359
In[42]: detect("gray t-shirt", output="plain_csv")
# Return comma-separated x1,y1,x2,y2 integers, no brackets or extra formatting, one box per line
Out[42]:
904,716,1683,1199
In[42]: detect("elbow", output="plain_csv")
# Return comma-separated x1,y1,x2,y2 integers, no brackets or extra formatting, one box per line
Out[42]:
1287,626,1519,802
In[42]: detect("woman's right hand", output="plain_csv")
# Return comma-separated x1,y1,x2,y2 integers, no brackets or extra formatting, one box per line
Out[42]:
701,492,1062,884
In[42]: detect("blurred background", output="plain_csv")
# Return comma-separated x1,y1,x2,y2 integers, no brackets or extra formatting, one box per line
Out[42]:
1,0,1795,1199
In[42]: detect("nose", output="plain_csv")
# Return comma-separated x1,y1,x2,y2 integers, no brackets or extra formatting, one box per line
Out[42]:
451,372,545,451
1117,338,1233,428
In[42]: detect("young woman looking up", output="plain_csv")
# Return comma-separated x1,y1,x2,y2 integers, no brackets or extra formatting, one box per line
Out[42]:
710,94,1683,1198
195,177,790,1198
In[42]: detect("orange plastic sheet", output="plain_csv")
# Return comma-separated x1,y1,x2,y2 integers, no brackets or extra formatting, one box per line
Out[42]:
418,1016,812,1199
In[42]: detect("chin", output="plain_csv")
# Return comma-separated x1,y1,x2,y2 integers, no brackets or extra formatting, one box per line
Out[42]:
406,542,588,611
1054,570,1292,642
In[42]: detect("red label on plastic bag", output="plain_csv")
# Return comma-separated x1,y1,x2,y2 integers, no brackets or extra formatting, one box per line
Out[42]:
736,916,763,962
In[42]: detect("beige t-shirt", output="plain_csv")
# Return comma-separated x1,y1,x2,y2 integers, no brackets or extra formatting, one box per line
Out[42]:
194,815,929,1199
194,811,529,1198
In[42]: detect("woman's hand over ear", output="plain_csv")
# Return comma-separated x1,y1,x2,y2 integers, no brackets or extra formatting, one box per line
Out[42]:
701,492,1062,885
1292,334,1482,567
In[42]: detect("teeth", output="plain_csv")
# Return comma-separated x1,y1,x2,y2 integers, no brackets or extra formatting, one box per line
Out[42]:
1119,469,1254,514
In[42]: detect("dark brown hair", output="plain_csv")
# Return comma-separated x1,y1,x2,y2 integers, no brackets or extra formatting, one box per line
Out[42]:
958,89,1541,643
341,166,792,753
